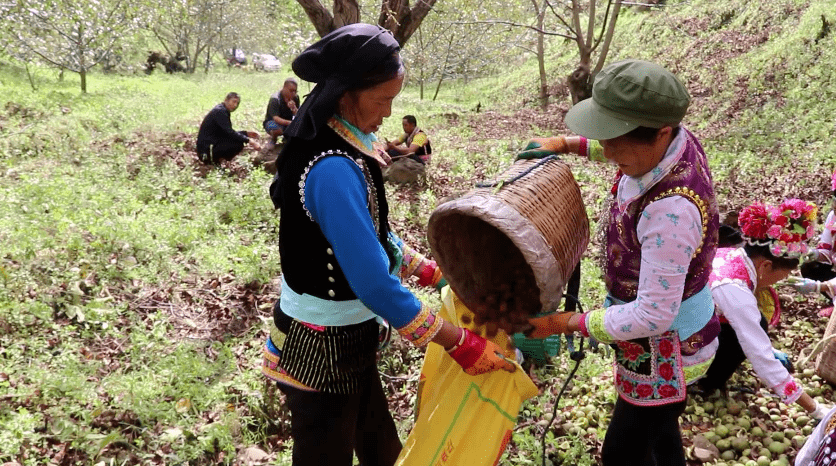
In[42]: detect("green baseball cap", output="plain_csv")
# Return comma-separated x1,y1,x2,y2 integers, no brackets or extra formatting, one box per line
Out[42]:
565,59,691,140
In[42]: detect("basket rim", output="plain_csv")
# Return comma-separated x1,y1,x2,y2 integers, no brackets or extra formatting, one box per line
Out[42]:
429,193,567,313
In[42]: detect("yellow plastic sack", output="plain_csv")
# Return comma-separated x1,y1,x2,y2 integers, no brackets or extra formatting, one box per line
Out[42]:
396,287,539,466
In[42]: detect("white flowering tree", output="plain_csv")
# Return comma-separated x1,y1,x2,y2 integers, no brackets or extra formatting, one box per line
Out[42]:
137,0,316,74
139,0,239,73
6,0,137,93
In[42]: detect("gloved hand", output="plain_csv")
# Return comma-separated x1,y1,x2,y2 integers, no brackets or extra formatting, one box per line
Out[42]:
790,277,821,294
773,350,794,373
516,137,568,160
810,400,831,421
525,312,576,339
447,328,516,376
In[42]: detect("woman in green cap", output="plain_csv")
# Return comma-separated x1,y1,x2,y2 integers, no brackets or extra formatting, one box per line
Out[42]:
519,59,720,466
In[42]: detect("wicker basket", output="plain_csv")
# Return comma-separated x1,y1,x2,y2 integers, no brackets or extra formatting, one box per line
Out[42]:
814,297,836,385
427,157,589,320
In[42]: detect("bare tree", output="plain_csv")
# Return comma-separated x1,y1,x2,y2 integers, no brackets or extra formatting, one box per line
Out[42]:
456,0,624,104
141,0,241,74
562,0,624,103
295,0,438,45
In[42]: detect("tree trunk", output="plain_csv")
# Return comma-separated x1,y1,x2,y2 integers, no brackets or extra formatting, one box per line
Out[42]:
533,0,548,110
592,0,623,76
433,34,455,101
295,0,436,45
378,0,438,46
78,23,87,93
295,0,338,37
566,63,591,104
204,47,211,74
566,0,595,105
333,0,360,28
418,26,425,100
24,61,37,91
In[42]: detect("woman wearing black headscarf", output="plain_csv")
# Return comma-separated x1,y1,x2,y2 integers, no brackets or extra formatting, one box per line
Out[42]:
262,24,514,466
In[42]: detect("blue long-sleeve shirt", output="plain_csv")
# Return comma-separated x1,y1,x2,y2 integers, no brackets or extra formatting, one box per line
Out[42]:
305,156,422,328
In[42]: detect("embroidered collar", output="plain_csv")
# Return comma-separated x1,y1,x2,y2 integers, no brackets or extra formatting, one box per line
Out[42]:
327,116,388,166
616,127,688,209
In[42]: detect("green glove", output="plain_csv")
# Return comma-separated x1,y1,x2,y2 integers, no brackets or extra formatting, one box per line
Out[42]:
516,137,568,160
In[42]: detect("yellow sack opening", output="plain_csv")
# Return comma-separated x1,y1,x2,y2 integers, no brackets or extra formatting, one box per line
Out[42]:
396,287,539,466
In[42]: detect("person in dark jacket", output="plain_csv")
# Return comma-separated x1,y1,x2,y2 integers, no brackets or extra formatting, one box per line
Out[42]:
196,92,261,164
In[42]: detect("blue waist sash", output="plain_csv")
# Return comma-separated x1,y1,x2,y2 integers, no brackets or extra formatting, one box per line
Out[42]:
280,275,376,326
605,285,714,340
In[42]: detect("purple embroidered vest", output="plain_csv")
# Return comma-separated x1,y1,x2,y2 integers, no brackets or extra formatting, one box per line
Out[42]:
605,129,719,303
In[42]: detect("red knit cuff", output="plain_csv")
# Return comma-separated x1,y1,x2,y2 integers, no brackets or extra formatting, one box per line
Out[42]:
416,260,437,287
578,137,588,158
578,313,590,337
447,329,485,369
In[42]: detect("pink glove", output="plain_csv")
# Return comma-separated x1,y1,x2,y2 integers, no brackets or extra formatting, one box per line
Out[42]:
447,329,515,376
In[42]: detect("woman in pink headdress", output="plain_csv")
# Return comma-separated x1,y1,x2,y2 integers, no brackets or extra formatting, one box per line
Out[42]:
697,199,827,420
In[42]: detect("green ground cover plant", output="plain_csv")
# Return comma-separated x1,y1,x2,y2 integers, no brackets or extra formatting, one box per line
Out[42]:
2,0,836,464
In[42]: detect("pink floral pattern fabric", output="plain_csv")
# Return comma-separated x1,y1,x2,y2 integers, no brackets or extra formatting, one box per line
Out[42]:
614,331,686,406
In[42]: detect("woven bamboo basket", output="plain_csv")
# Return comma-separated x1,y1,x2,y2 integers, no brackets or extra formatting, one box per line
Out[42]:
814,297,836,385
427,157,589,325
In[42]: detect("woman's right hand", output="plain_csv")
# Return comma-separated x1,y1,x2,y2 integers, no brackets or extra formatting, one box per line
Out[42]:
447,328,515,375
516,136,568,160
789,277,821,294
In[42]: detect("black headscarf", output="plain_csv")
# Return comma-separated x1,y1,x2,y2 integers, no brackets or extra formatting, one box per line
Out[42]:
284,24,401,140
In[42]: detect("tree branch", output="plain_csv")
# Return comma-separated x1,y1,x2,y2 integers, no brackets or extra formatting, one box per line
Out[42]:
444,19,574,40
592,0,622,74
544,0,577,36
295,0,335,37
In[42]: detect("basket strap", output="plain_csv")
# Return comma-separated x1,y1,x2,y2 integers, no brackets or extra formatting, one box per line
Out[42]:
475,155,560,189
798,332,836,368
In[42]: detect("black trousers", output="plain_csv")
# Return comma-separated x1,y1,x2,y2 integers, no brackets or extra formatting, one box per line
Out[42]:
699,316,768,392
601,397,687,466
386,148,425,164
277,372,402,466
197,133,247,164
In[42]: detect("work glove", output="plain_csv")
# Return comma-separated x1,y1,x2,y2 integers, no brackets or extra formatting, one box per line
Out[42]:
773,350,794,373
789,277,822,294
524,311,576,339
447,328,516,376
810,400,831,421
516,137,568,160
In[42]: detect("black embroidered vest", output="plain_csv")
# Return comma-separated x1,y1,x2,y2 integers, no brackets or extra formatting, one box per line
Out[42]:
271,126,393,301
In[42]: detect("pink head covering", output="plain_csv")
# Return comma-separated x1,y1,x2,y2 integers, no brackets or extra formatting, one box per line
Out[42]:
738,198,818,259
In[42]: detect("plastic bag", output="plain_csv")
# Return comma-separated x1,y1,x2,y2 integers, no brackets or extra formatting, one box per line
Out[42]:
396,287,539,466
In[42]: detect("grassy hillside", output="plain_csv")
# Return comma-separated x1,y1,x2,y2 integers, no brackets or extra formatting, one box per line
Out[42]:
1,1,835,465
